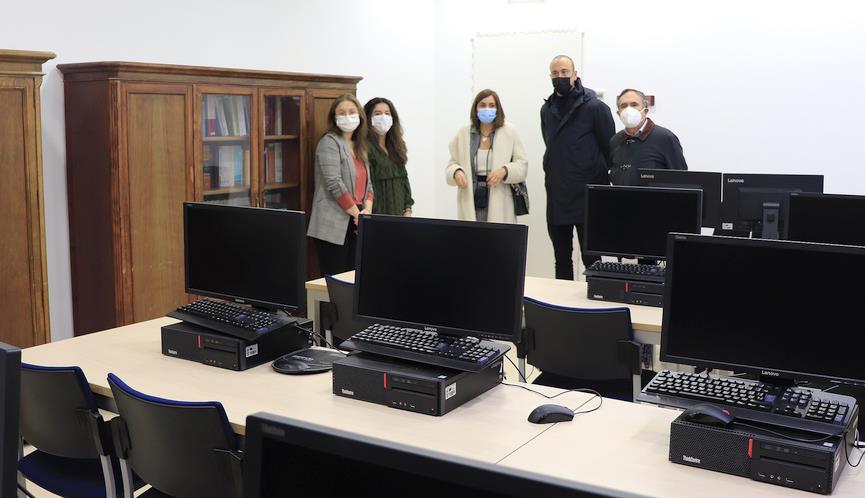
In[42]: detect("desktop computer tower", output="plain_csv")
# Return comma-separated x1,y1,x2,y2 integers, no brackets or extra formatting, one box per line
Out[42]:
586,276,664,307
161,320,312,371
332,353,502,416
669,410,856,494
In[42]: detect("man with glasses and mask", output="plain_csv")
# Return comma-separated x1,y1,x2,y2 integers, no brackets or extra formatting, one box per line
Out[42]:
609,88,687,186
541,54,614,280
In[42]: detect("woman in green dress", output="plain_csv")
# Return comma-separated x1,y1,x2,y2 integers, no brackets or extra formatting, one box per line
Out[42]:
363,97,414,216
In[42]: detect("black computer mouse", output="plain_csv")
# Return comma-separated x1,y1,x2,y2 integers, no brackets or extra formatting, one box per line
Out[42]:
682,403,734,428
527,404,575,424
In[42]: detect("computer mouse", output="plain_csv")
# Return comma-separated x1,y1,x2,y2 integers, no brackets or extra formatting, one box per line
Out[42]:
527,404,575,424
681,403,734,428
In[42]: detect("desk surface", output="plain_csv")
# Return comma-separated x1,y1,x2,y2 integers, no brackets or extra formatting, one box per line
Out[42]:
306,271,663,334
498,402,865,498
22,319,865,496
21,318,557,463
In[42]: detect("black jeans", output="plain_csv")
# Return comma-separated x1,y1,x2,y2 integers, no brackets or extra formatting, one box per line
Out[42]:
314,218,357,277
547,223,600,280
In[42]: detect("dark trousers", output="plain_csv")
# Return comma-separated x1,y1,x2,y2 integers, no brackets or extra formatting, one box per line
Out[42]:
547,223,600,280
314,219,357,277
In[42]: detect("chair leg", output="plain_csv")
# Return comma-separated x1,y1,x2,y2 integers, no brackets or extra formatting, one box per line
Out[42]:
100,455,117,498
119,458,135,498
17,437,26,493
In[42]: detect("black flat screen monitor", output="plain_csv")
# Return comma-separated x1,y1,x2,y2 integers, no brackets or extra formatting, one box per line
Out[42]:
637,169,722,228
183,203,305,311
0,343,21,498
785,192,865,246
661,233,865,386
720,173,823,239
354,215,527,342
584,185,702,260
243,412,631,498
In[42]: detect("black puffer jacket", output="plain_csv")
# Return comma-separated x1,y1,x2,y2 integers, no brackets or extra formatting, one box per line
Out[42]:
541,79,615,225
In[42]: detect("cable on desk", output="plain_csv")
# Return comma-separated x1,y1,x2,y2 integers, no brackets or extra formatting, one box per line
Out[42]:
844,433,865,467
504,355,529,383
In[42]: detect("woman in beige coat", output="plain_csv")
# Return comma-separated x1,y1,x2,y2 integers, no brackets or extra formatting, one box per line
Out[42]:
445,89,528,223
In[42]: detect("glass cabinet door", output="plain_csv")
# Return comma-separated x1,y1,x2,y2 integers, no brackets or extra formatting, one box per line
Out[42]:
201,94,252,206
262,95,301,210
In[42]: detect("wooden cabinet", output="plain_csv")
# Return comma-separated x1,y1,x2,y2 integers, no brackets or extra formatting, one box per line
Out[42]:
0,50,54,347
59,62,360,336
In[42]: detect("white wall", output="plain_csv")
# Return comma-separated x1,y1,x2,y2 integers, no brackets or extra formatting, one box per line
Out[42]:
4,0,865,341
433,0,865,276
3,0,437,341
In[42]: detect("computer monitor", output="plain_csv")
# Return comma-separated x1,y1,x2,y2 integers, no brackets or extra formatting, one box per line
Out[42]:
183,203,305,311
354,215,527,342
0,343,21,498
720,173,823,239
660,233,865,387
636,169,722,228
243,412,627,498
584,185,702,260
785,192,865,246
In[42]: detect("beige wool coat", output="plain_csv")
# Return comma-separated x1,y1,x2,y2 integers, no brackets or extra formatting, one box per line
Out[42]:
445,122,528,223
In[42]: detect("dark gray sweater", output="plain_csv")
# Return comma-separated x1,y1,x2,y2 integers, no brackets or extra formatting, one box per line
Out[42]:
609,119,687,186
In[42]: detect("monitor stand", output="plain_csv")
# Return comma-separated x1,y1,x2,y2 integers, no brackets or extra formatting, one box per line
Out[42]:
759,201,781,240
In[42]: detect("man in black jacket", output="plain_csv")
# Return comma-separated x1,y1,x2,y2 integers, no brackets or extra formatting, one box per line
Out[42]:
609,88,687,186
541,55,615,280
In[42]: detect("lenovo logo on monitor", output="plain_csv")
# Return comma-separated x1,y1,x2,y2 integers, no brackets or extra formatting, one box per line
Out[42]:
640,173,655,179
727,178,745,184
761,370,781,377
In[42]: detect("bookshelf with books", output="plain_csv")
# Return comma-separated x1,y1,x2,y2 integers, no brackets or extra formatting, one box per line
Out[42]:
59,61,361,335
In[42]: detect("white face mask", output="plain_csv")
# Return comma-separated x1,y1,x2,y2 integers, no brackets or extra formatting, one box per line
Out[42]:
618,106,644,129
336,113,360,133
371,114,393,135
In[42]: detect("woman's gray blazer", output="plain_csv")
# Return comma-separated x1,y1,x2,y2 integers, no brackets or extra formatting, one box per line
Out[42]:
307,132,373,245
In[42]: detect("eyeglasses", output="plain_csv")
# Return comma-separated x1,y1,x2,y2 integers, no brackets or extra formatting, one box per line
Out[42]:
550,69,572,78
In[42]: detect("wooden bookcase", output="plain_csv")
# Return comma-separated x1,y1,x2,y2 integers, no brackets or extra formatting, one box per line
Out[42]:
58,62,361,336
0,49,54,347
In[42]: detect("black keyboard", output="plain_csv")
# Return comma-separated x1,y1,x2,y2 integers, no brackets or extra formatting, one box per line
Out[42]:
167,299,293,342
638,371,858,434
585,261,665,280
340,324,510,372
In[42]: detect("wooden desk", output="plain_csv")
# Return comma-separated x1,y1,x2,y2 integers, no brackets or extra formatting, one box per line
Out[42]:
20,318,557,463
498,402,865,498
21,319,865,496
305,271,663,345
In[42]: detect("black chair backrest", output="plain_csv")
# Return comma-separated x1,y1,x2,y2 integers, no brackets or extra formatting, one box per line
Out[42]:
325,275,373,344
523,297,635,380
19,364,105,459
1,343,21,498
107,373,241,498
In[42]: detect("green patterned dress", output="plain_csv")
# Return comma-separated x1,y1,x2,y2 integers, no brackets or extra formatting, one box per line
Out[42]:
367,140,414,215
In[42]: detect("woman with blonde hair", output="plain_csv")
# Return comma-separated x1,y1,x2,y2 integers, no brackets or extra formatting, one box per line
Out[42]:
445,89,528,223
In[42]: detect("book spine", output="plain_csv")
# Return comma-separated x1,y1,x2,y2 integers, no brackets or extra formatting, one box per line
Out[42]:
275,143,283,183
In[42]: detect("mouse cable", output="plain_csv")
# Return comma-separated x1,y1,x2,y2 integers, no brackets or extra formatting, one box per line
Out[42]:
733,421,842,444
18,483,36,498
503,354,529,383
843,433,865,467
500,381,604,415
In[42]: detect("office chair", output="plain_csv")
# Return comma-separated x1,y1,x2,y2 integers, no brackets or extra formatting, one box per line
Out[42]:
521,297,642,402
107,373,242,498
18,363,143,498
323,275,374,346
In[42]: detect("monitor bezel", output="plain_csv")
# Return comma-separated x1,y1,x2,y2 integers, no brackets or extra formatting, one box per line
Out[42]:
636,169,722,229
583,185,703,260
182,202,306,312
352,215,528,343
242,412,634,498
719,173,824,233
784,191,865,242
660,232,865,387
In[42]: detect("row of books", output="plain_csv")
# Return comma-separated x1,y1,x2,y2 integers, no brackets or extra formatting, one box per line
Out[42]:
203,95,250,137
264,96,300,136
203,145,250,189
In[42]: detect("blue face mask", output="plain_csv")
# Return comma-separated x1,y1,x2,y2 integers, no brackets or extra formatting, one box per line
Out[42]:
477,108,497,124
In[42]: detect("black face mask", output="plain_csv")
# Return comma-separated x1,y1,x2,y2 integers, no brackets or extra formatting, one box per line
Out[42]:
552,77,573,96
